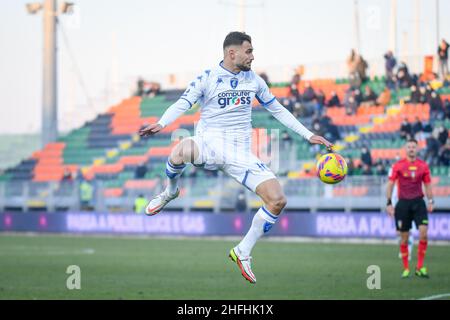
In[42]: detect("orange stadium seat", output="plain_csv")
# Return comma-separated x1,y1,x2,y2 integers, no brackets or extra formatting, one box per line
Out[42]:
103,188,124,198
270,87,290,98
118,155,149,166
124,179,158,190
147,146,172,157
91,163,124,175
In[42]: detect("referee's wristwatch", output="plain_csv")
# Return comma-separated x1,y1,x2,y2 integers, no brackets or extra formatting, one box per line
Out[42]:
428,199,434,205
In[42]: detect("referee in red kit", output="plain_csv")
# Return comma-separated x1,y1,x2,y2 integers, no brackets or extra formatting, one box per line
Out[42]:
386,138,434,278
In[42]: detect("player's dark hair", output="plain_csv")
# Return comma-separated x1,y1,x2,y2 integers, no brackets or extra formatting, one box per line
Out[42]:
407,138,418,144
223,32,252,50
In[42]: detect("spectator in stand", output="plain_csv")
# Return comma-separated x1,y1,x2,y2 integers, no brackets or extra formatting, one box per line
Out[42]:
135,77,145,97
289,82,301,102
376,86,391,106
353,89,363,105
58,168,74,195
347,49,362,88
146,82,161,97
361,163,373,175
311,118,325,137
345,95,358,115
135,162,148,179
411,116,423,139
361,145,373,167
417,86,428,104
437,38,449,79
384,50,397,86
437,126,448,147
302,82,316,102
345,157,355,176
425,134,440,165
438,140,450,166
444,99,450,119
425,83,434,96
292,101,302,118
318,114,340,142
361,86,378,107
356,54,369,83
301,82,317,116
62,168,73,181
315,89,326,115
400,117,412,140
375,161,388,176
281,97,294,113
429,91,444,120
327,91,341,107
408,85,421,104
397,62,413,88
291,72,301,86
422,120,433,139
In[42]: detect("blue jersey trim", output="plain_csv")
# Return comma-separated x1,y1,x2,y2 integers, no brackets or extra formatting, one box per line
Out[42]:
264,96,276,106
255,95,276,107
262,206,278,220
241,170,252,191
219,61,240,76
180,97,193,109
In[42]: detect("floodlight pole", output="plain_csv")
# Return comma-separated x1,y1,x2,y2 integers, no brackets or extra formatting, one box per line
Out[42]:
42,0,58,148
389,0,398,57
436,0,440,45
353,0,361,53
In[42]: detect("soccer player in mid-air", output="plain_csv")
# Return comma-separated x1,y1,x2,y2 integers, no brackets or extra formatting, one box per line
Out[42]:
139,32,332,284
386,139,434,278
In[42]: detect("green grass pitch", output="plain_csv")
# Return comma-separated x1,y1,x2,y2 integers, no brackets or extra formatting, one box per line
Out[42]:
0,234,449,300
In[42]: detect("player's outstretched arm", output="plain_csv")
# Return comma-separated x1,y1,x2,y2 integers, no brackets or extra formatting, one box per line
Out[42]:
139,123,163,137
139,71,207,138
263,99,333,148
138,98,191,137
309,135,333,149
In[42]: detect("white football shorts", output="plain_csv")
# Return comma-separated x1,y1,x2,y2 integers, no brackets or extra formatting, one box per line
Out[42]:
185,133,276,193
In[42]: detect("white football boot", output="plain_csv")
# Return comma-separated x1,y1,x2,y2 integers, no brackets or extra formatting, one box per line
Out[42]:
145,188,179,216
229,247,256,284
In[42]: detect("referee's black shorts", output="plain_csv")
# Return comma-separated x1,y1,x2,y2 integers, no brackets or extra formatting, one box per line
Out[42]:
394,197,428,232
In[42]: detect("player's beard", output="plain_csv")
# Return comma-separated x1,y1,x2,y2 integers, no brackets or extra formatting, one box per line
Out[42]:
236,63,251,72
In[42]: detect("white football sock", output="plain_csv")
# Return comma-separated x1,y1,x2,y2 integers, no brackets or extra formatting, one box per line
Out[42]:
165,160,186,195
237,206,278,257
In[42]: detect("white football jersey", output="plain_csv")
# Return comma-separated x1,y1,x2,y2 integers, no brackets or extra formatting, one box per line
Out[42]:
158,61,313,143
180,61,275,134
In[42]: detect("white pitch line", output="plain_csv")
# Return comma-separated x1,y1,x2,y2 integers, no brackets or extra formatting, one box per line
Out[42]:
418,293,450,300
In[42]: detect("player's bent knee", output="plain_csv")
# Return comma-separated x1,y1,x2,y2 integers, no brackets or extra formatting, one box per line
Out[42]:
171,139,199,165
267,194,287,212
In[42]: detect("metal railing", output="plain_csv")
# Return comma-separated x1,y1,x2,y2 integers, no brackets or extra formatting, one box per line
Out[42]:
1,175,449,213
